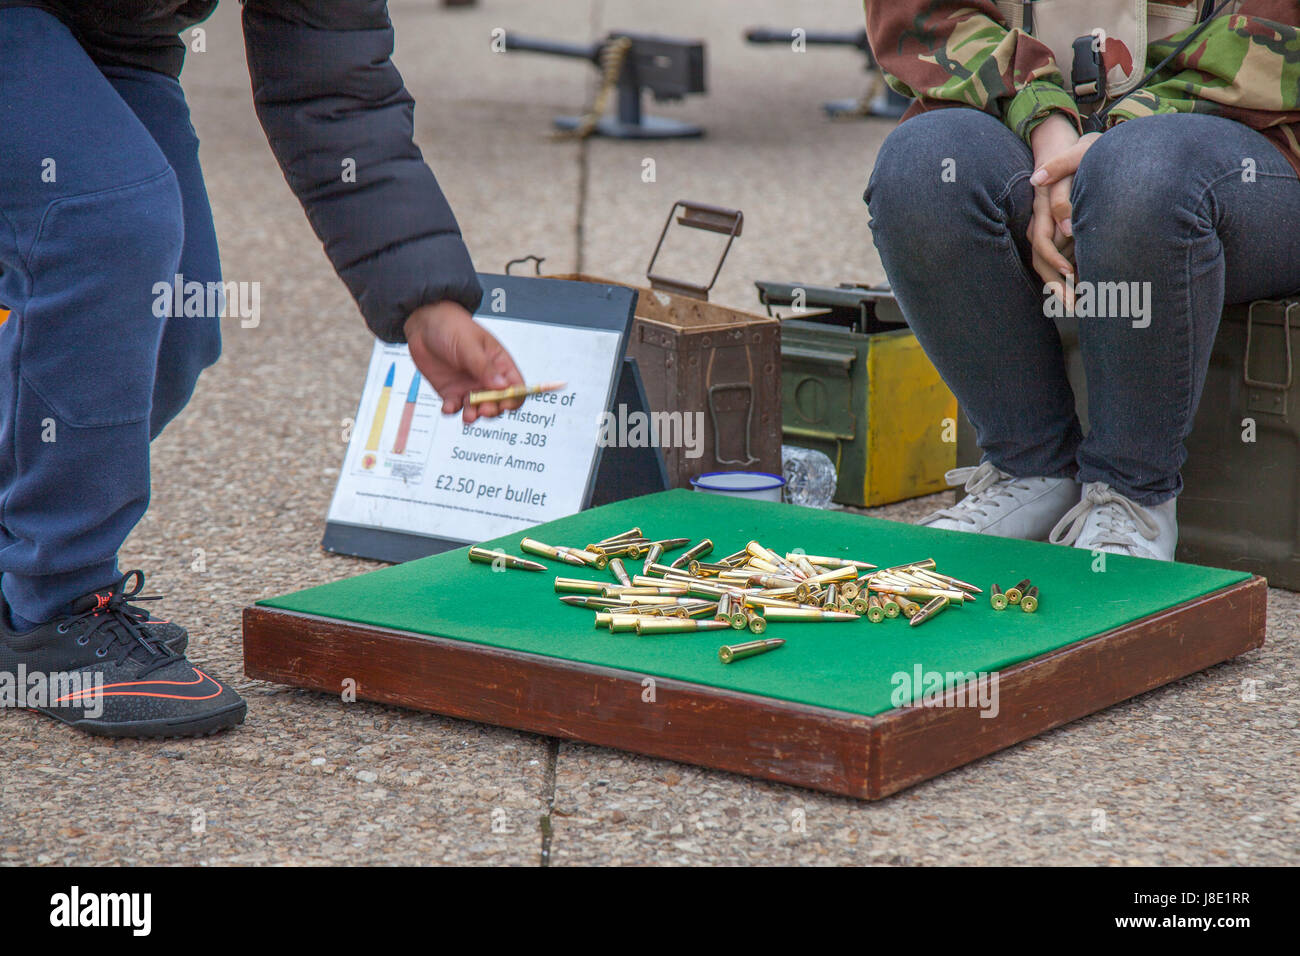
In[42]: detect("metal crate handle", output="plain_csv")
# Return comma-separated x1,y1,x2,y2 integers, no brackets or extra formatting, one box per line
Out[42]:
707,382,757,466
504,254,546,276
1243,300,1295,390
646,200,743,302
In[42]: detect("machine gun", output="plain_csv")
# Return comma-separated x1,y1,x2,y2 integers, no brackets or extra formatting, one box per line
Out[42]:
503,31,707,139
743,27,910,119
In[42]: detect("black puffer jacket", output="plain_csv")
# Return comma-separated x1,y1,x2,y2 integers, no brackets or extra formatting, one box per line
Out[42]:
0,0,483,342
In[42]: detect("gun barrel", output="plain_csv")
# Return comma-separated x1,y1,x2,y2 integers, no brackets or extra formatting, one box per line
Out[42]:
745,27,869,51
503,33,602,62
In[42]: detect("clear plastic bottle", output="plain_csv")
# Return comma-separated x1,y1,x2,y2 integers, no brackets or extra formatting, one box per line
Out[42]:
781,445,837,508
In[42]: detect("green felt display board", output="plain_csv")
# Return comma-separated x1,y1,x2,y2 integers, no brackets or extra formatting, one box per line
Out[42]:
259,490,1249,717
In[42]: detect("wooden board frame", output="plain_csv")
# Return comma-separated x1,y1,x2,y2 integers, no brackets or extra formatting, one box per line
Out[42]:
243,576,1266,800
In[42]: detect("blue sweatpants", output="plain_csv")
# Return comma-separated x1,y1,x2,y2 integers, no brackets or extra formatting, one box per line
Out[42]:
0,8,222,625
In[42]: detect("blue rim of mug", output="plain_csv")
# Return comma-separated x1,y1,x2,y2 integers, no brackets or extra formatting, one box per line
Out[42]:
689,471,787,492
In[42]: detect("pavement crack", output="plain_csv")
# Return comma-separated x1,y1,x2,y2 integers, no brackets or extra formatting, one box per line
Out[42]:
538,737,560,866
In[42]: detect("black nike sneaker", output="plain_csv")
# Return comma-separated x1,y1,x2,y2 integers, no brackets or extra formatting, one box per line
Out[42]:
0,570,246,738
3,586,190,655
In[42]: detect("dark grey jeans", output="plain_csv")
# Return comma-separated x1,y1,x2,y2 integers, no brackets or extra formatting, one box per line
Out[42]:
865,108,1300,505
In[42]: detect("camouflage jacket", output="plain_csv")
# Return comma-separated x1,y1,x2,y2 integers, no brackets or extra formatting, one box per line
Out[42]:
865,1,1300,175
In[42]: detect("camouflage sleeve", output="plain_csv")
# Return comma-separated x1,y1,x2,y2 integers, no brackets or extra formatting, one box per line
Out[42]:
865,0,1081,141
1106,6,1300,155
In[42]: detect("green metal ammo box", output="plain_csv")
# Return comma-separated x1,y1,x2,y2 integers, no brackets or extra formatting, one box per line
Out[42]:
757,282,958,507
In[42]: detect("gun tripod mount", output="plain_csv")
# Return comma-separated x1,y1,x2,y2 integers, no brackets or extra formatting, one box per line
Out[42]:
504,31,707,139
744,27,910,120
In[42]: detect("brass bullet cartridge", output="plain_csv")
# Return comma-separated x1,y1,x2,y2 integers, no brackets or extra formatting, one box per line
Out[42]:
728,609,749,630
683,583,732,601
746,540,781,565
595,527,642,546
643,562,681,577
716,570,756,584
562,596,632,611
744,573,802,590
715,593,733,620
642,537,689,552
909,567,981,596
878,594,901,618
608,558,631,587
605,585,687,597
595,541,645,559
596,609,667,627
565,547,608,570
851,596,871,616
744,594,804,610
642,542,664,571
554,577,607,595
824,584,838,608
670,539,714,569
631,574,674,588
1005,579,1028,605
745,609,768,634
689,560,733,576
763,607,860,623
791,554,820,579
802,566,860,587
466,546,548,572
606,613,643,633
1020,586,1039,613
717,549,750,567
636,617,731,635
719,638,785,664
797,555,878,571
895,596,922,619
467,380,566,404
839,581,861,601
908,595,950,627
521,537,589,567
990,583,1008,611
865,594,885,624
873,559,937,577
924,570,982,594
868,580,967,603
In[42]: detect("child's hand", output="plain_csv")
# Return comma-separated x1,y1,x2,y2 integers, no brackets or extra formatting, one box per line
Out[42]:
404,301,524,423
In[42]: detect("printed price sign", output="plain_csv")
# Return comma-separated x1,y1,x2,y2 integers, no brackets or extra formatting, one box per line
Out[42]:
323,275,637,562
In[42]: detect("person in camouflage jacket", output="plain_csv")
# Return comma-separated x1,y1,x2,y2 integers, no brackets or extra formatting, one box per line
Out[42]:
862,1,1300,560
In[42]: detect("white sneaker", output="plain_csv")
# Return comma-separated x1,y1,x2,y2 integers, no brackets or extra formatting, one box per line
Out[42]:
917,462,1080,540
1048,481,1178,561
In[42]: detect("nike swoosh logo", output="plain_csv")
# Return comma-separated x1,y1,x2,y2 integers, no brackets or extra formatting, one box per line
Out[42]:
55,667,226,703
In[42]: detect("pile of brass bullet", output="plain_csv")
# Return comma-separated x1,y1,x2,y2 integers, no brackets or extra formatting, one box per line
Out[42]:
469,528,1028,661
992,579,1039,613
